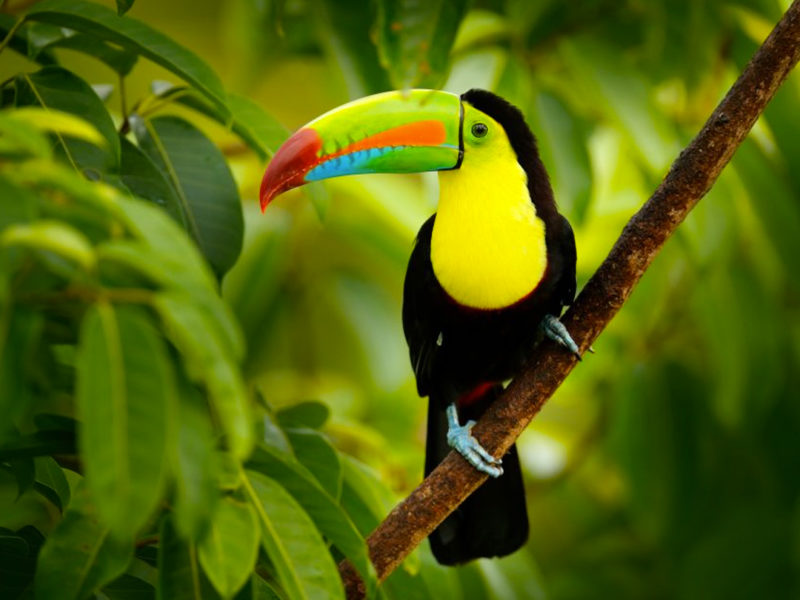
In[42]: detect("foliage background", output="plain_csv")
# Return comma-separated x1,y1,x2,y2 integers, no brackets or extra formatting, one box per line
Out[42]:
1,0,799,599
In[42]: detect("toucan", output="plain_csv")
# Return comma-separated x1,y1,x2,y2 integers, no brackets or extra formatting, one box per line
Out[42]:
261,89,579,565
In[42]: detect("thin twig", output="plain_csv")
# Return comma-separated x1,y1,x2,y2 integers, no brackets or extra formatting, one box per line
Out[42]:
339,1,800,596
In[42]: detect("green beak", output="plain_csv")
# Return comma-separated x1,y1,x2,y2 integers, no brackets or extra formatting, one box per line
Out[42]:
260,89,463,209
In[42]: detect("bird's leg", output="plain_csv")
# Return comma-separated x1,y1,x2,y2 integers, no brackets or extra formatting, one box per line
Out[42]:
541,314,581,360
445,402,503,478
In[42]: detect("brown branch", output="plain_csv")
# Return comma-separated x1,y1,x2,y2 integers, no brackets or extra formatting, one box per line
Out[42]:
340,1,800,596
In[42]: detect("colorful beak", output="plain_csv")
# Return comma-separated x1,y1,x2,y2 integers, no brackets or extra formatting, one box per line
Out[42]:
260,90,463,210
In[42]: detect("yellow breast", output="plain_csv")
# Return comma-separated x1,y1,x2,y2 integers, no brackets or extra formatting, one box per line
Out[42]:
430,145,547,310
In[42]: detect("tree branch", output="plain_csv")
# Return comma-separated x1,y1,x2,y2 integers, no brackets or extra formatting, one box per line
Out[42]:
341,1,800,596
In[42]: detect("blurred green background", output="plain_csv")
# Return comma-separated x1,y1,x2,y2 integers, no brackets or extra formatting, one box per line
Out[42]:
3,0,799,598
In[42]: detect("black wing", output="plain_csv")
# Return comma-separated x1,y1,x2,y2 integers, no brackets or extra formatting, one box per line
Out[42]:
402,216,440,398
554,213,577,309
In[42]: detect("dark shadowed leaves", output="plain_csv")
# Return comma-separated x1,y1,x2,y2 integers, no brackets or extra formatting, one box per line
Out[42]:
159,515,218,600
35,487,133,600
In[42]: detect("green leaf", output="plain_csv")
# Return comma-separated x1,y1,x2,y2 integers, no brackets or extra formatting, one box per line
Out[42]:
277,401,330,430
285,428,342,500
116,0,135,16
530,91,592,223
227,93,289,159
35,486,133,600
171,378,220,540
106,196,217,291
198,495,260,599
312,0,391,97
131,115,243,277
0,429,75,461
33,456,71,511
0,530,37,598
340,456,395,536
5,458,35,498
26,0,229,116
24,23,138,75
159,515,216,600
166,89,289,160
76,303,174,540
154,291,252,459
11,106,108,148
0,15,57,66
1,220,96,272
14,67,120,173
49,32,138,75
243,470,345,600
0,309,43,431
375,0,469,89
0,111,52,159
248,446,375,595
103,574,156,599
118,135,183,218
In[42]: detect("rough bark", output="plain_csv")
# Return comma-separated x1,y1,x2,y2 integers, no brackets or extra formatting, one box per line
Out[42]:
341,1,800,596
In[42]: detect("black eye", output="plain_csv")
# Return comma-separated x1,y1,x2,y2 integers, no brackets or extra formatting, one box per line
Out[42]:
471,122,488,137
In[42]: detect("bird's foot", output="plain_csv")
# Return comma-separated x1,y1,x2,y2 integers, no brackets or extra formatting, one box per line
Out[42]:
541,314,582,360
446,404,503,478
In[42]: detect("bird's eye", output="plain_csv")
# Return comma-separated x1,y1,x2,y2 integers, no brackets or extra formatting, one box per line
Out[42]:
471,122,488,138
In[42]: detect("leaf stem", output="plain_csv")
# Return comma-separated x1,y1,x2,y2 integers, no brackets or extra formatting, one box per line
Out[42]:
0,16,24,58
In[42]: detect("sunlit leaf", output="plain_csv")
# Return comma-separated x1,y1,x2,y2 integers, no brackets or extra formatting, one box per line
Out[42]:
107,197,217,291
198,496,260,599
76,303,174,540
248,446,376,593
11,107,107,149
131,114,243,277
0,221,95,272
243,470,345,600
0,112,52,159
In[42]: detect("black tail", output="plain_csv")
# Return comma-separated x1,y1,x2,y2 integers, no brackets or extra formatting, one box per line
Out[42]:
425,385,529,565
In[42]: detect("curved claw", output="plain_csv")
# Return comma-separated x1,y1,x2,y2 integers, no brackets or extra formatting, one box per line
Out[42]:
447,419,503,478
541,314,581,360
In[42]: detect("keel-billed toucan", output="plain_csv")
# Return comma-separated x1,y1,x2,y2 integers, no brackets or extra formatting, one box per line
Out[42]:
261,89,580,565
